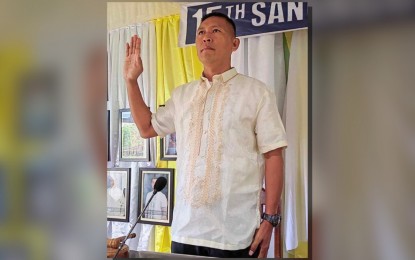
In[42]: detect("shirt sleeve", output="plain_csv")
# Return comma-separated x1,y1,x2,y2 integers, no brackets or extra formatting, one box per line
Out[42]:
151,95,176,138
255,89,288,153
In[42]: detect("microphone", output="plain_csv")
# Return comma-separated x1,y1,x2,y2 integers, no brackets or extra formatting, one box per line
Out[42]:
113,176,167,259
153,176,167,194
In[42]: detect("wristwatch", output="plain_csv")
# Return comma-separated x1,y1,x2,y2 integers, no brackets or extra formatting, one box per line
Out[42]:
262,213,281,227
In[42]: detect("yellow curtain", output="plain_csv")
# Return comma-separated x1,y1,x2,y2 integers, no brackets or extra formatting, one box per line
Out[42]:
288,241,308,258
152,14,203,253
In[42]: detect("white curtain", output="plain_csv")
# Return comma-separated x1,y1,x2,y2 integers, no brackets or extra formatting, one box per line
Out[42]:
283,29,308,252
107,22,157,251
232,30,308,255
232,33,286,258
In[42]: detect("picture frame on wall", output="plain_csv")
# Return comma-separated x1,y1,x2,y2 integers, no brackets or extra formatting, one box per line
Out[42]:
158,105,177,161
137,168,174,226
119,109,150,161
107,168,131,222
160,132,177,161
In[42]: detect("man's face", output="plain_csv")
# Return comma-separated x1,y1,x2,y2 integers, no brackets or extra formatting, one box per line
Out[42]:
152,178,157,189
195,16,238,65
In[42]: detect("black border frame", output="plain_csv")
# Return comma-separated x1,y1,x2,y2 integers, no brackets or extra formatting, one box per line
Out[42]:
107,168,131,222
160,132,177,161
119,108,150,162
137,168,175,226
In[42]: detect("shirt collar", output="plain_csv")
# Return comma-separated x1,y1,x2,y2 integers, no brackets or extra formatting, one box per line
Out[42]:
200,67,238,84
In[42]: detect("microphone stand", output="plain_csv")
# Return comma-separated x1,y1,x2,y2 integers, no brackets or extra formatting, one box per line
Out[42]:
113,190,158,259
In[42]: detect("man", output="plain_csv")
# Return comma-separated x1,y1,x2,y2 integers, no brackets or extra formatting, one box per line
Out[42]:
124,12,287,258
144,177,168,220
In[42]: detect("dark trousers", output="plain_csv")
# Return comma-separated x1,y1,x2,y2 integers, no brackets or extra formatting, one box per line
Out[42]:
171,241,260,258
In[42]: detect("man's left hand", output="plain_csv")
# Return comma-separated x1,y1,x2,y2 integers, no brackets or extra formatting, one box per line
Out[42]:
249,220,274,258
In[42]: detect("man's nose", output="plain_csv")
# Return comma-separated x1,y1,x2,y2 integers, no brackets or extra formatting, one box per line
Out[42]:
203,34,212,43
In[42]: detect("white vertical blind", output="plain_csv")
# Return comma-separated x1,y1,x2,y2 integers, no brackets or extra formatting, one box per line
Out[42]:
107,22,157,251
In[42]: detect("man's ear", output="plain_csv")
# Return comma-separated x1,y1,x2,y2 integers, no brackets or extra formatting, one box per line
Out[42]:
232,38,240,52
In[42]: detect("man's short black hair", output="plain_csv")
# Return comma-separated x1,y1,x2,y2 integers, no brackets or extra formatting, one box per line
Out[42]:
201,12,236,36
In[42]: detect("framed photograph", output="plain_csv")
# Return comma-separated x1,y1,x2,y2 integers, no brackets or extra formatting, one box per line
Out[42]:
158,105,177,161
107,168,131,222
119,109,150,161
160,132,177,161
137,168,174,226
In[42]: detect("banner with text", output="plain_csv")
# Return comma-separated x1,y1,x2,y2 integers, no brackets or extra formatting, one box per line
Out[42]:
179,2,308,46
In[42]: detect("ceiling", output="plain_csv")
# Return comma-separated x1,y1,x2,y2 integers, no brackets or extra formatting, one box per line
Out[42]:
107,2,192,31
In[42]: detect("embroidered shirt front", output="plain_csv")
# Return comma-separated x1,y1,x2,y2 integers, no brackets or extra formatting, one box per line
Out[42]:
151,68,287,250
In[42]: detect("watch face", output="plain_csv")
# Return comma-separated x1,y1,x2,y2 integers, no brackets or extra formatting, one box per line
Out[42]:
263,214,281,226
273,216,281,225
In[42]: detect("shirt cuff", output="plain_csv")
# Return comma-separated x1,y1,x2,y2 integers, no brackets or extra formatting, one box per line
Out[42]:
259,141,288,154
151,114,167,137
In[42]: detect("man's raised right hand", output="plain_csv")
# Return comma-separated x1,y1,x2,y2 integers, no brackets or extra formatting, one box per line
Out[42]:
124,35,144,82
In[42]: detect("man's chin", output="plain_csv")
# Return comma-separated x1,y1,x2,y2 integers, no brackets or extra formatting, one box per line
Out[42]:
199,57,215,65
